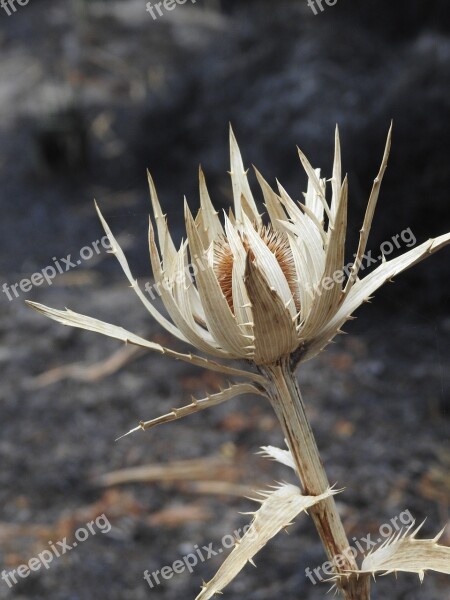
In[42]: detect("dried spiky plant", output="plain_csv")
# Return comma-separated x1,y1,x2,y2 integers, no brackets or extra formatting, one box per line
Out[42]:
28,125,450,600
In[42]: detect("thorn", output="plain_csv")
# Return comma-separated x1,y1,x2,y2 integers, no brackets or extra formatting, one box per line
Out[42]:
432,526,446,543
115,424,142,441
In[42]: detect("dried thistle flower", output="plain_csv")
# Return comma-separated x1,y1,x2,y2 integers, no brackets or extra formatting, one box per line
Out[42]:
28,125,450,600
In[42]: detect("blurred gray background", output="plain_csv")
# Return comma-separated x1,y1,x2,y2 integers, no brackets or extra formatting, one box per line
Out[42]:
0,1,449,599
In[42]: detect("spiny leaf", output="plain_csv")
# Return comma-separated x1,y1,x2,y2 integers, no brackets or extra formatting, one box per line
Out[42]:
195,484,338,600
357,521,450,581
25,301,268,385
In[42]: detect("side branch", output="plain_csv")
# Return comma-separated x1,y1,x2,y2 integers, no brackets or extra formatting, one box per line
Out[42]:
117,383,265,440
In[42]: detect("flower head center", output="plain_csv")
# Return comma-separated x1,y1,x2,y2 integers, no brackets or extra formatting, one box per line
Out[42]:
214,225,300,314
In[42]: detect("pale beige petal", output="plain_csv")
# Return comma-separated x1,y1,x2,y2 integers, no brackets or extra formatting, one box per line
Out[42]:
95,201,188,343
224,215,254,340
174,239,207,327
297,198,327,245
304,166,327,227
277,178,326,248
340,233,450,327
148,223,228,357
198,166,224,243
277,182,326,267
300,176,348,339
330,125,342,220
244,253,298,364
253,167,286,229
297,147,333,223
276,215,324,294
279,221,325,304
344,122,392,294
243,213,296,318
147,170,177,268
185,201,250,357
167,237,206,326
229,126,262,225
285,232,314,322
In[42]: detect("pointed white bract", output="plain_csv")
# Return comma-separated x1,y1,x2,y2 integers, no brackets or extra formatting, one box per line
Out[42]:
28,124,450,369
356,521,450,581
195,483,338,600
259,444,297,471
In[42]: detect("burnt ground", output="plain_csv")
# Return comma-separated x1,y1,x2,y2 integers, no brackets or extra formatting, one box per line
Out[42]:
0,1,449,599
0,284,449,600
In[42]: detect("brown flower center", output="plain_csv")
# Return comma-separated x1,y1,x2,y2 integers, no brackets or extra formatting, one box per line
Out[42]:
214,225,300,314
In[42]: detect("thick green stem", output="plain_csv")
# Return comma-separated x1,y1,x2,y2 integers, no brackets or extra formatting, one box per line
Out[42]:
261,359,370,600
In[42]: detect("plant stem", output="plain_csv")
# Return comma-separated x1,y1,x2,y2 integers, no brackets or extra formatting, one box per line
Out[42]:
261,359,370,600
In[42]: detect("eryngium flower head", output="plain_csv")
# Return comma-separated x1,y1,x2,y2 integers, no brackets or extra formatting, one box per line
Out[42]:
145,124,449,366
29,125,450,372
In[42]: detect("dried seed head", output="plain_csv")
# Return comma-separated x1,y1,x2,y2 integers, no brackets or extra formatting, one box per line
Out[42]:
214,237,235,311
214,224,300,314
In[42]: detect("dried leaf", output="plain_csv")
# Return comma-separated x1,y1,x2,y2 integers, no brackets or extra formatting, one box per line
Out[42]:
356,521,450,581
196,484,338,600
25,301,268,385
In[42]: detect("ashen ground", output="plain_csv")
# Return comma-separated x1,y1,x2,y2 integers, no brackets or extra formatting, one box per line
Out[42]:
0,281,448,600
